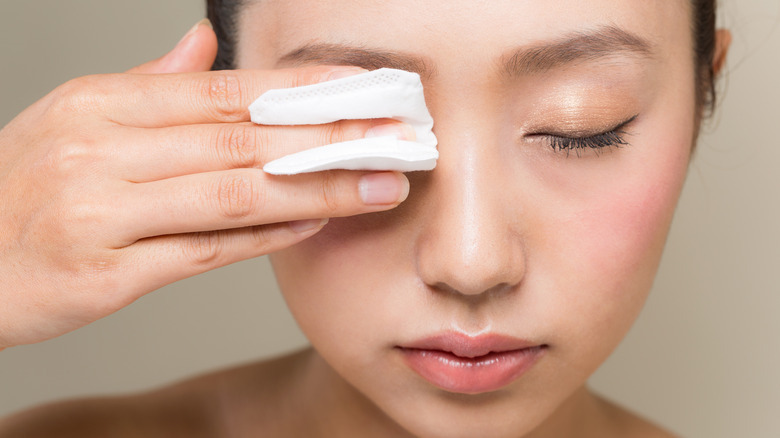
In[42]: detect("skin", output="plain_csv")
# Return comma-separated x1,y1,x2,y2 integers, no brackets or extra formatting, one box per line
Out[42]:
244,1,724,437
0,23,411,349
0,1,732,437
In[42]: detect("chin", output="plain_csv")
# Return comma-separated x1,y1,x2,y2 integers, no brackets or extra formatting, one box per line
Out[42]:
385,398,552,438
353,371,573,438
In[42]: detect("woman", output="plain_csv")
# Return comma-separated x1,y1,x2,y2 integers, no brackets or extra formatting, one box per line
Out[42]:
0,0,731,437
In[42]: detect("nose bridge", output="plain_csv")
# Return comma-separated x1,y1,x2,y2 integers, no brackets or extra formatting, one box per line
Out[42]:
416,120,526,297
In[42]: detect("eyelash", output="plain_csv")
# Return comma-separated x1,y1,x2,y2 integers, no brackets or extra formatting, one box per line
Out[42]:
540,115,638,155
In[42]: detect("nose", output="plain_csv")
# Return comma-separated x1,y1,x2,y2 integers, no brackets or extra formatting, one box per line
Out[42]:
414,128,526,298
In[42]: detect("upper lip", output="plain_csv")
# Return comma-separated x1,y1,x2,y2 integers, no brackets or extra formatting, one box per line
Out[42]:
398,332,542,358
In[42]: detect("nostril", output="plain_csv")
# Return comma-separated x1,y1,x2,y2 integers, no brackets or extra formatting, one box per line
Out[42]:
416,227,527,298
427,280,518,299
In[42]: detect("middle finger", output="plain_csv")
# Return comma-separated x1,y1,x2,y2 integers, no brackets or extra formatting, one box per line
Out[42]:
113,119,413,182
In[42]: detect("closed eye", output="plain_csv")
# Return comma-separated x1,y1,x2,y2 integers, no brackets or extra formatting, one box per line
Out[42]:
534,114,638,156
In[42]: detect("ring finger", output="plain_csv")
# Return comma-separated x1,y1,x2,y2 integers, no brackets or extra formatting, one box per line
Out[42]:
113,167,409,245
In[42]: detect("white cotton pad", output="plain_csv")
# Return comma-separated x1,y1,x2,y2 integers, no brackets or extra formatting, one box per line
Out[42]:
249,68,438,175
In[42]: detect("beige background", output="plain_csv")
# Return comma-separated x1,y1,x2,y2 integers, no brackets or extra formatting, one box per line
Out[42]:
0,1,778,437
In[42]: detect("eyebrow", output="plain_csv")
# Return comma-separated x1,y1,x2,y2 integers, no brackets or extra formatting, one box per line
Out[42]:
502,25,654,77
276,26,654,79
278,44,436,79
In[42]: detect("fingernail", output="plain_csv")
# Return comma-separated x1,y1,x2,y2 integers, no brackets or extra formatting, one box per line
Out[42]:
359,173,410,205
365,123,416,141
326,67,368,81
289,218,329,233
177,18,212,48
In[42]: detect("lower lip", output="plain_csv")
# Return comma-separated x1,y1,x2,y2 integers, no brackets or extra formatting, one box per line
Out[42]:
399,346,546,394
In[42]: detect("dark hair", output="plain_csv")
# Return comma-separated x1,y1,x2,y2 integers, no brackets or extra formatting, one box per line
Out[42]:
692,0,719,118
207,0,245,71
207,0,719,115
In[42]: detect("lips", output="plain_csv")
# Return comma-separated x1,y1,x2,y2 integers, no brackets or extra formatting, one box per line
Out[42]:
397,333,546,394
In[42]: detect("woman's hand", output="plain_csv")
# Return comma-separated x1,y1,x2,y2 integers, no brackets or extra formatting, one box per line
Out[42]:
0,21,410,349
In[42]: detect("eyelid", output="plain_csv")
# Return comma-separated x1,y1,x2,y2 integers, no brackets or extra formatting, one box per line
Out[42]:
530,114,639,155
530,114,639,139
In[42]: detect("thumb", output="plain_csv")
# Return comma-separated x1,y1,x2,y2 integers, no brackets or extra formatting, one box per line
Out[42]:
127,19,219,74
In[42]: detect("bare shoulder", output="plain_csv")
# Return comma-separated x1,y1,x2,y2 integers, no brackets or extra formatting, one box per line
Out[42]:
0,392,214,438
0,349,311,438
593,393,680,438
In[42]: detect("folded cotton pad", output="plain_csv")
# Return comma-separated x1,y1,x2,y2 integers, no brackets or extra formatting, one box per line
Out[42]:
249,68,438,175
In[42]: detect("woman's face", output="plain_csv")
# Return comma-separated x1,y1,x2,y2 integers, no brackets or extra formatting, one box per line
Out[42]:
238,1,696,436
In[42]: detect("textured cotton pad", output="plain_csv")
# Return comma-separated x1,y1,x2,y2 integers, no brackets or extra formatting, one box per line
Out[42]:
262,137,437,174
249,68,438,175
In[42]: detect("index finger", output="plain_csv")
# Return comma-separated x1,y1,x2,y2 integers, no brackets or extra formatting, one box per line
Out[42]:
73,66,367,128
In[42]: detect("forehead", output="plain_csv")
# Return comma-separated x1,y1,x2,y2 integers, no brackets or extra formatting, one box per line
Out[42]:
238,0,692,71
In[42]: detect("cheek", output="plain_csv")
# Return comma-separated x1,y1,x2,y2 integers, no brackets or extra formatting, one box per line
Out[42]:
573,156,686,285
270,213,412,358
586,127,691,289
528,115,693,358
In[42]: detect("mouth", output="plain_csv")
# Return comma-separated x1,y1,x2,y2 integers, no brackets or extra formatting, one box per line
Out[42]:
396,333,547,394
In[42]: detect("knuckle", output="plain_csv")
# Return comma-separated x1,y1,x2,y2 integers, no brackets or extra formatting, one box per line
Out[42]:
51,76,89,101
214,174,261,220
215,125,262,169
341,120,369,142
320,120,366,146
58,198,104,244
184,231,223,267
248,224,292,256
248,226,273,251
320,121,347,146
43,138,94,178
317,171,342,215
204,72,244,121
48,75,107,115
287,66,333,88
